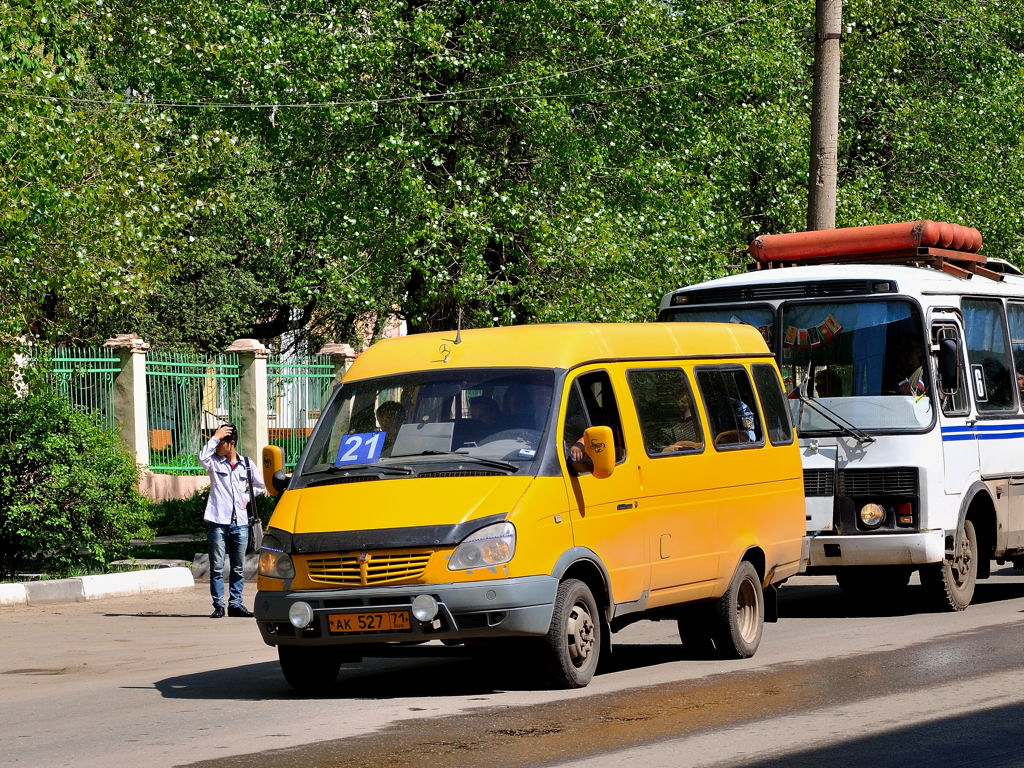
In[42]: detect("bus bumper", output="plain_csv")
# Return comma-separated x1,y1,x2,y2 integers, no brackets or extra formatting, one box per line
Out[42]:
254,574,559,648
806,529,945,568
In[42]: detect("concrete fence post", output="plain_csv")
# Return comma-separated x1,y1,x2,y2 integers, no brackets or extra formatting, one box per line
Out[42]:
103,334,151,466
317,343,358,387
226,338,269,459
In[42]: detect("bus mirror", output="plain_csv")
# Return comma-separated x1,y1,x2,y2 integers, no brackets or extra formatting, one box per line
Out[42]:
583,426,615,479
262,445,289,496
937,337,960,392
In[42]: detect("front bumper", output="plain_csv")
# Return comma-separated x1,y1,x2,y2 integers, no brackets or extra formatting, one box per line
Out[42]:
255,574,559,647
806,529,945,568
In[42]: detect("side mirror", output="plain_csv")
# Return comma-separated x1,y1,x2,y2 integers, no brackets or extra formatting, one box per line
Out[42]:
583,426,615,479
937,338,960,393
262,445,289,496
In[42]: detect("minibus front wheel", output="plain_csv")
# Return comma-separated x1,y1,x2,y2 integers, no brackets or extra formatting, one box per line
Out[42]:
540,578,602,688
278,645,342,695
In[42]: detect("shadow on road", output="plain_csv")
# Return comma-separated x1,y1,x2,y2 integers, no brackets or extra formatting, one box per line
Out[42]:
153,649,513,700
739,700,1024,768
779,575,1024,620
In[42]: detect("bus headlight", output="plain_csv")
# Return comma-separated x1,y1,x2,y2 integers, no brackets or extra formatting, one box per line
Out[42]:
448,522,516,570
859,503,887,529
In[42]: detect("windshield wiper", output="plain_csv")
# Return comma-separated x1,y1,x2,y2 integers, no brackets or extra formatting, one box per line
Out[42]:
392,450,520,473
302,463,414,477
797,394,875,444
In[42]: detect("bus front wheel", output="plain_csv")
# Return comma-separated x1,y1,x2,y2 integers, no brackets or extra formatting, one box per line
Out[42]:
921,519,978,612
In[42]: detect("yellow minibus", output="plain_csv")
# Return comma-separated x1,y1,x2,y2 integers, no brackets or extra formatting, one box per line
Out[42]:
256,323,805,692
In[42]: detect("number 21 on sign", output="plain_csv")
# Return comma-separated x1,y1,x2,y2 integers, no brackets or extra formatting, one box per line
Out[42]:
335,432,385,465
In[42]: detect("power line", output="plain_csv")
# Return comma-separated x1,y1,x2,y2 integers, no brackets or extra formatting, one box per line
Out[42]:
0,1,790,112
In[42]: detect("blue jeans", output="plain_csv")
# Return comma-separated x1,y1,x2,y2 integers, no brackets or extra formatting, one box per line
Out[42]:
208,522,248,608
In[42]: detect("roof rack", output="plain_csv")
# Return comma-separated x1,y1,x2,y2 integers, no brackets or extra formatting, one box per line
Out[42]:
748,220,1002,282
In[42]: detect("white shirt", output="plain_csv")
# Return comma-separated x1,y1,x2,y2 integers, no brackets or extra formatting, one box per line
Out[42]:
198,437,267,525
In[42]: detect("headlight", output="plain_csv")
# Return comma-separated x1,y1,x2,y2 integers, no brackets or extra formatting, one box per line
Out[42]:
259,549,295,579
288,601,314,628
859,503,886,528
448,522,516,571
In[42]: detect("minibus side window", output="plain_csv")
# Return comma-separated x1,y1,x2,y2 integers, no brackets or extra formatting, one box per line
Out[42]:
695,367,764,450
751,364,795,446
626,368,704,456
962,298,1016,412
562,371,627,467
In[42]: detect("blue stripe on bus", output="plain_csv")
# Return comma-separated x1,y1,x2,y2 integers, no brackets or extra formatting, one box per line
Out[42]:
940,425,1024,441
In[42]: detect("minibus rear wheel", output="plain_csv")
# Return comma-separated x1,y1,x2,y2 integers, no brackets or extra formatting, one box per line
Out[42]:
540,578,602,688
711,561,764,659
278,645,342,695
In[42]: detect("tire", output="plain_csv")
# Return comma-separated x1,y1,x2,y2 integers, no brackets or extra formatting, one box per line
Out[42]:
539,579,602,688
278,645,342,695
711,561,764,659
920,519,978,612
836,566,912,599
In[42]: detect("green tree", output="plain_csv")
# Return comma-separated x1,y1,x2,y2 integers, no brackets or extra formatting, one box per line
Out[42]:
0,1,237,350
0,382,150,578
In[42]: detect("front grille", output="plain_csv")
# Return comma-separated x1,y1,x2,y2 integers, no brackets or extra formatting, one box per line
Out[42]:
804,469,835,497
838,467,918,496
307,551,432,585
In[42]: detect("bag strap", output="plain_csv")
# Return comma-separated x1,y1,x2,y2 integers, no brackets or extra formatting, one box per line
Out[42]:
243,456,258,525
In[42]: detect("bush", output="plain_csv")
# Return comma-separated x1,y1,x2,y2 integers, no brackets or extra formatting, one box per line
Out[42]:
149,486,278,536
0,385,151,578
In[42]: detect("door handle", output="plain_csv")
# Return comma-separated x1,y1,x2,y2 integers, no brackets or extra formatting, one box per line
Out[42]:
617,502,637,510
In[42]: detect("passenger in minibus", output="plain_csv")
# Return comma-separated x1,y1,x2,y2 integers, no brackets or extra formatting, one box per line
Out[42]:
660,391,702,452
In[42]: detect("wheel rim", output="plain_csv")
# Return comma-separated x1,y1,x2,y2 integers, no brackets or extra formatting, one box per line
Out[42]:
735,577,759,643
566,600,596,668
950,528,974,587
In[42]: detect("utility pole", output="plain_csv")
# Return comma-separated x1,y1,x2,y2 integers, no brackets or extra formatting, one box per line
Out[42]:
806,0,842,231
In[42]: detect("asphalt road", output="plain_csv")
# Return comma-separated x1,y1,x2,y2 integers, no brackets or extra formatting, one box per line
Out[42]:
4,569,1024,768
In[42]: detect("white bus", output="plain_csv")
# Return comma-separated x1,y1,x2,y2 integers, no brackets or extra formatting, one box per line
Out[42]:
658,221,1024,610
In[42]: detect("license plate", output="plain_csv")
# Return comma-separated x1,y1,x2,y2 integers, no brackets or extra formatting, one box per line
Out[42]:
327,610,411,634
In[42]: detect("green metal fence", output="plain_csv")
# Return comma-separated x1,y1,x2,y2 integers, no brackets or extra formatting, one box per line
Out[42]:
146,352,241,474
268,354,335,469
38,347,120,432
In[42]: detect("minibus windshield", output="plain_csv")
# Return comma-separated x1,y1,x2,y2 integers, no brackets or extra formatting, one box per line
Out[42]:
780,300,931,432
296,368,554,479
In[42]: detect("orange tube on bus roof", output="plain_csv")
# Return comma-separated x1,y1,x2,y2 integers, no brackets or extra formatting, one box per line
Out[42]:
748,220,983,264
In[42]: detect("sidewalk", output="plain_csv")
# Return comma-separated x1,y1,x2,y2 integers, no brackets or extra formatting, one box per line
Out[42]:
0,535,258,607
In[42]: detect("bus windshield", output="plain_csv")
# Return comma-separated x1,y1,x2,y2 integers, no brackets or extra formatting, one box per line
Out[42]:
780,300,931,432
295,368,554,480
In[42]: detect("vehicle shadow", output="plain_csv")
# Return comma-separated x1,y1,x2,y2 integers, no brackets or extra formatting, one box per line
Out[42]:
739,699,1024,768
779,572,1024,619
153,648,512,700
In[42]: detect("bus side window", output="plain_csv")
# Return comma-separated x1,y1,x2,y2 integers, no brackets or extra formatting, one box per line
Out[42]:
1006,302,1024,404
695,367,764,449
962,298,1016,412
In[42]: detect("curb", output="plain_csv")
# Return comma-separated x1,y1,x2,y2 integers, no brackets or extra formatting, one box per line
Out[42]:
1,566,195,607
